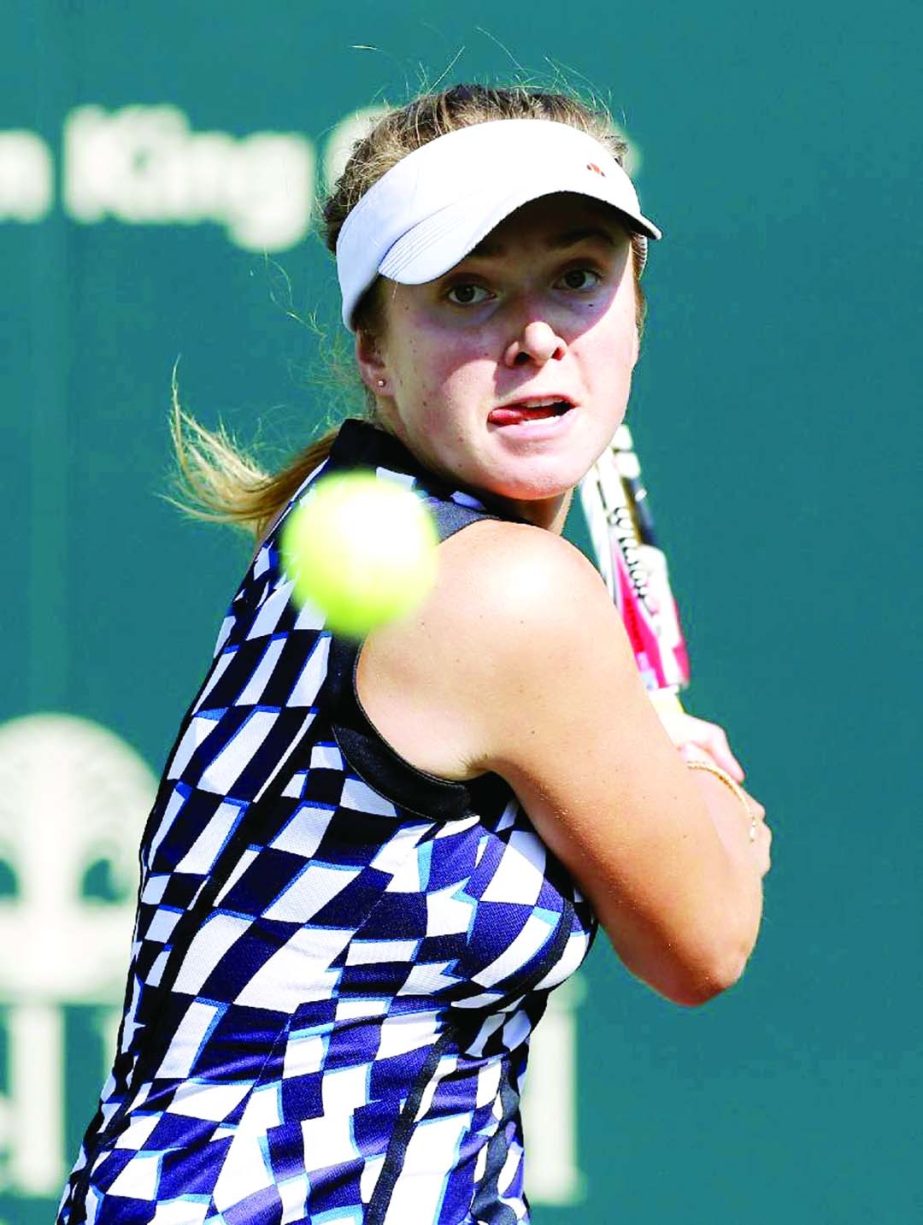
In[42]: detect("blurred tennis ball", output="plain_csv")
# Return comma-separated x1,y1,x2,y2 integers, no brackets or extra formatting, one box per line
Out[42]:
280,472,439,638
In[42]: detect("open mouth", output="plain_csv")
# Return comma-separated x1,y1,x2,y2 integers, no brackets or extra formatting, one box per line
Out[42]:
488,398,574,426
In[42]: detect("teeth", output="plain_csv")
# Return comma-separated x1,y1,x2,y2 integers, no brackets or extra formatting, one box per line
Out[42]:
516,398,564,409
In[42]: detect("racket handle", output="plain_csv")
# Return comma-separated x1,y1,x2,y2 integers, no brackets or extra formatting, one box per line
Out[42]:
648,688,686,718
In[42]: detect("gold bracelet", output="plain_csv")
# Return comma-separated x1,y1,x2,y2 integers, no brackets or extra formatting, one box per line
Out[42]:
686,760,758,843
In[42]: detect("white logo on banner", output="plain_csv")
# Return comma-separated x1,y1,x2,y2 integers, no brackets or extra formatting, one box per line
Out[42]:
64,105,315,250
0,131,53,221
0,713,153,1198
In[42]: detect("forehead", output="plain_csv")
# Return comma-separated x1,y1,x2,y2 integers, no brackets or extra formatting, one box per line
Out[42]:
465,193,631,261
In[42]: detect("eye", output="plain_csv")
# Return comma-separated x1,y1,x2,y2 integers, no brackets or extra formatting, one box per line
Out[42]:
446,282,491,306
558,267,602,291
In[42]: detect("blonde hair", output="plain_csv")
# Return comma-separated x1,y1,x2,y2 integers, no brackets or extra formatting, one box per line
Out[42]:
169,84,649,541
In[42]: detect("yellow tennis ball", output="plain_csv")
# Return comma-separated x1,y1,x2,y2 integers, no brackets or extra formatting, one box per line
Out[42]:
280,472,439,638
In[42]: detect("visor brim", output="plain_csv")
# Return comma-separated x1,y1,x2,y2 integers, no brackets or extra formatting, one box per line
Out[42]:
379,177,661,287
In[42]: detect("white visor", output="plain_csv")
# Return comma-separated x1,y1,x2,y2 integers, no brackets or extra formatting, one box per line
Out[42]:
336,118,661,330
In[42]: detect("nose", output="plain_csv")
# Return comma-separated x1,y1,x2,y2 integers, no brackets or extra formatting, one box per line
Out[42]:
503,319,567,368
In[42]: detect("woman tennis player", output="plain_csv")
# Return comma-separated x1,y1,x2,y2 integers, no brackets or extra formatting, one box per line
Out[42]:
58,84,771,1225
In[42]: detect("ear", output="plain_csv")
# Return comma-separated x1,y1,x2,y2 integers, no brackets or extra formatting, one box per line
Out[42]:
355,328,390,397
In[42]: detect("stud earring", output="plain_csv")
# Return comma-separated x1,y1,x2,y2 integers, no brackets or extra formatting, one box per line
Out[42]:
376,379,386,388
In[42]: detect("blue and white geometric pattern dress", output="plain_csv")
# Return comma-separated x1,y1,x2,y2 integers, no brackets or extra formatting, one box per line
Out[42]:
57,420,598,1225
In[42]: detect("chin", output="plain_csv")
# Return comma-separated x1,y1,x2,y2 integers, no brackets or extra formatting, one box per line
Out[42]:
526,450,600,491
485,467,583,504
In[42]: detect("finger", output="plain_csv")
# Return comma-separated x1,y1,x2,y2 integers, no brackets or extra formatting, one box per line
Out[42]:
686,735,744,782
678,743,711,764
688,718,745,782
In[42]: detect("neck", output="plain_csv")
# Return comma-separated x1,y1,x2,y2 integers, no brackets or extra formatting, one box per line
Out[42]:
498,488,573,535
364,415,574,534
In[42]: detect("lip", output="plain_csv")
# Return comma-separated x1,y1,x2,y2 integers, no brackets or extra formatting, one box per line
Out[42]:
486,396,578,430
486,402,578,442
492,394,577,412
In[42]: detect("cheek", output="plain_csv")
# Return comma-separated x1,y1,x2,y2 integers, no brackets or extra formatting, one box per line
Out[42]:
579,334,636,389
408,339,491,410
438,358,491,405
392,326,452,395
589,308,640,376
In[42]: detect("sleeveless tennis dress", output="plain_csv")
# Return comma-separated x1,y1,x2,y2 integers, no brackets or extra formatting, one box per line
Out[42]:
58,420,598,1225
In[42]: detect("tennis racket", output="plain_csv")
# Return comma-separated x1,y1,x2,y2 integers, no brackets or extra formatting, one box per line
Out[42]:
579,423,689,711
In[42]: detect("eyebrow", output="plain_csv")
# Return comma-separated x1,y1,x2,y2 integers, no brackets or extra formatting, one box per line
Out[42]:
468,226,619,260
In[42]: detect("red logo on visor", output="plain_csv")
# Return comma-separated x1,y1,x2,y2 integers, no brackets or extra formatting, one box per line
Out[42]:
586,162,606,176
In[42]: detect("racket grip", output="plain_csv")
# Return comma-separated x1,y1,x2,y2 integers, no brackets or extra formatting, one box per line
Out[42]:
648,688,686,718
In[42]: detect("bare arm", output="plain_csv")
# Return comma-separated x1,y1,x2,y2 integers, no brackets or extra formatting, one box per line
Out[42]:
359,519,770,1006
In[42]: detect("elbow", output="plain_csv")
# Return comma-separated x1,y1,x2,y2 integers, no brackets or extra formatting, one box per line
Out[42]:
669,887,764,1007
669,956,748,1008
630,933,755,1009
606,889,763,1008
665,940,754,1008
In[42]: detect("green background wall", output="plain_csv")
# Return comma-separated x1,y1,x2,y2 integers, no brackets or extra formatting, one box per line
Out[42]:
1,1,920,1221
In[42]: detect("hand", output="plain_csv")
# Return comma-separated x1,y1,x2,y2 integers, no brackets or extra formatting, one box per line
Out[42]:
648,693,745,783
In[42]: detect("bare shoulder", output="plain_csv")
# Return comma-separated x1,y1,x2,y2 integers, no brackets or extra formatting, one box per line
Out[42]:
432,516,641,714
356,515,635,781
429,516,617,645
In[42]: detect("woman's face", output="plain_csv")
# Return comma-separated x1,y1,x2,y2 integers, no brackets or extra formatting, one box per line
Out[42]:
357,193,641,531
